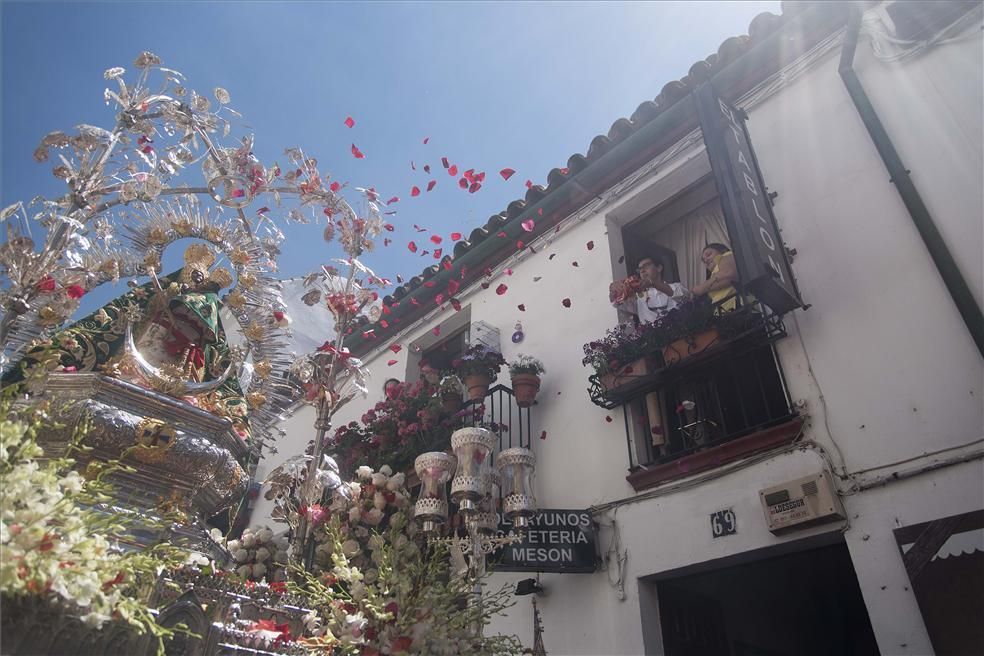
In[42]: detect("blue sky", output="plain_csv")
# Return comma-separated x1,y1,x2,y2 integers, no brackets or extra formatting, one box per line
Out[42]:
2,1,778,315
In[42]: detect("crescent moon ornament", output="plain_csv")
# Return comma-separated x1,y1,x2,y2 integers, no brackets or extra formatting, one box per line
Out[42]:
124,320,238,397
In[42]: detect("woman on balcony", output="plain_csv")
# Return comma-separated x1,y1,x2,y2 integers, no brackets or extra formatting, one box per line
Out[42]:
691,243,739,312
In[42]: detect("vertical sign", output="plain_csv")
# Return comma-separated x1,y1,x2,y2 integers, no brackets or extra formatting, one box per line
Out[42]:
694,83,802,315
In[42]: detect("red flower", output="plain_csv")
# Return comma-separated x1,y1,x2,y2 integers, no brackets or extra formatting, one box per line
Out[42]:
391,636,413,652
36,276,56,292
66,285,85,299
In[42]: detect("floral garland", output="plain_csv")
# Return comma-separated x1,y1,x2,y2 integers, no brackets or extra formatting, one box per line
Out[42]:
0,398,184,645
329,380,469,475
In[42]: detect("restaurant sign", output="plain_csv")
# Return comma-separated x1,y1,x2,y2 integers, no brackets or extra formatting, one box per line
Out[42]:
493,509,598,573
695,82,803,315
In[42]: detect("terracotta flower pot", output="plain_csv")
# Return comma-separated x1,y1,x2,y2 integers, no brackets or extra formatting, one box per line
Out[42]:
442,393,464,414
463,373,492,401
511,373,541,408
662,328,720,365
600,357,651,391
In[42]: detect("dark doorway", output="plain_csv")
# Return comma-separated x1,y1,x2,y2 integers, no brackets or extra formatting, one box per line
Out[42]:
655,542,880,656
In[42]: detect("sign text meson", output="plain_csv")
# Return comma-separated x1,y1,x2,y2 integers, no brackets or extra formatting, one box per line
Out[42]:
695,83,802,315
494,509,598,573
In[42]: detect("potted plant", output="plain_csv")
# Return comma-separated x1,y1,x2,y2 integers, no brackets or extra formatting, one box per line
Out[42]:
452,344,506,401
436,374,464,414
508,354,545,408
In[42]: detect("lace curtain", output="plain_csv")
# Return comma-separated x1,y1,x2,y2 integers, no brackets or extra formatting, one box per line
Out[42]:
654,200,729,290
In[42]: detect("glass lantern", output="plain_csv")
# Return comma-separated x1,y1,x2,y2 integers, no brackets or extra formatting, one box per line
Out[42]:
413,451,456,534
450,427,497,515
497,447,536,529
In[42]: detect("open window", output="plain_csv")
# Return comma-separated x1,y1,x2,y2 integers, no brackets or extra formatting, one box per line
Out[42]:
593,84,803,489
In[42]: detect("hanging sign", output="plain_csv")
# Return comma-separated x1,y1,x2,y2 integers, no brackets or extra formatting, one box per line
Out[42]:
694,82,803,315
493,509,598,573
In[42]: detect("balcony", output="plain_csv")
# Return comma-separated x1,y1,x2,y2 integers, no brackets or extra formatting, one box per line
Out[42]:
583,300,799,490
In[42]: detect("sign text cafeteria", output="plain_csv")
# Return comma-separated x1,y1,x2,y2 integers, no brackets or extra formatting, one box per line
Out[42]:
495,509,597,573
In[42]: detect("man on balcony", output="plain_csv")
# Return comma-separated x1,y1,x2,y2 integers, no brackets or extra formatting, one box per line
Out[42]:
634,256,689,324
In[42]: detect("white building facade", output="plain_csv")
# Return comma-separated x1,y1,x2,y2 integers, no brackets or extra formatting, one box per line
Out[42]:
258,3,984,654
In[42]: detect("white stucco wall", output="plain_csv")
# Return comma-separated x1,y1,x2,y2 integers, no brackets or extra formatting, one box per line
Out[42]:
259,10,983,655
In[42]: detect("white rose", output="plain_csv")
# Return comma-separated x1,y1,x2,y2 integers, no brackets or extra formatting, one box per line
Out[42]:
386,473,405,490
365,508,383,526
341,539,361,557
348,506,362,523
257,527,274,543
236,565,252,578
379,465,393,476
371,472,388,487
363,568,379,583
241,533,256,548
226,539,241,552
273,549,288,564
233,549,250,563
252,563,267,579
346,481,362,499
373,492,387,511
350,581,366,601
254,547,271,562
356,466,373,480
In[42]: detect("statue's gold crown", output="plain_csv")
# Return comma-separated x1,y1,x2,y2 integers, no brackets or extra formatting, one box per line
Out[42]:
180,243,233,290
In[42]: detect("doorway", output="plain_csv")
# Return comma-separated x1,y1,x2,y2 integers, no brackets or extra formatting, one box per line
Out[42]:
652,542,880,656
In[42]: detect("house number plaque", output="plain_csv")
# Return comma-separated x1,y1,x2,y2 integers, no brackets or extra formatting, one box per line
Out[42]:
710,508,737,538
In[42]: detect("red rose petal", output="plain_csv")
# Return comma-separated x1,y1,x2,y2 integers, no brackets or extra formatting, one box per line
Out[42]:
495,284,508,295
380,319,389,328
525,179,533,189
432,326,441,336
540,430,547,440
450,298,462,312
450,232,462,241
448,164,458,176
458,178,468,189
430,235,442,245
560,167,570,175
521,219,535,232
500,168,515,180
447,279,460,296
423,164,431,173
572,261,579,267
387,359,398,366
442,259,453,270
410,186,420,197
384,223,395,232
516,240,524,250
423,281,435,288
329,181,341,192
389,344,402,353
427,180,436,192
435,293,444,305
407,241,417,253
66,284,85,299
387,196,399,204
468,182,481,193
587,241,594,250
549,253,556,260
538,208,543,215
411,160,416,170
441,157,449,168
496,231,507,238
605,415,613,423
344,116,355,128
562,298,572,307
518,304,525,311
423,137,430,144
504,268,513,276
351,144,365,159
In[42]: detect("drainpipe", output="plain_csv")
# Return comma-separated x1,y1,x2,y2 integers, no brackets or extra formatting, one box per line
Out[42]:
839,4,984,358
